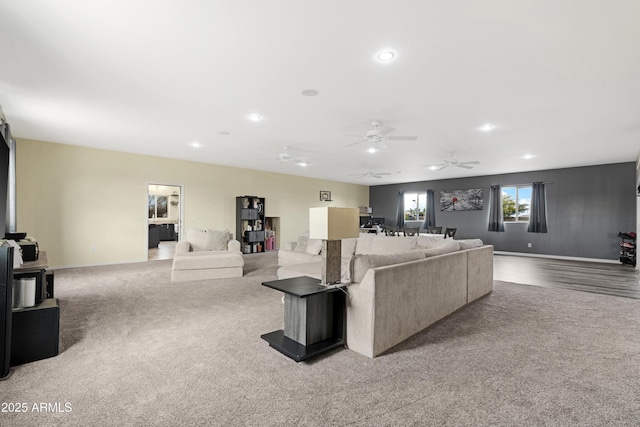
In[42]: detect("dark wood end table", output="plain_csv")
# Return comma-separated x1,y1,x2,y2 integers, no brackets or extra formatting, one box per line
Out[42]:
261,276,345,362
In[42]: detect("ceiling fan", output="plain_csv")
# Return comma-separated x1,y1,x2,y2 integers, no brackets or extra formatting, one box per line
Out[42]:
345,120,417,150
349,171,392,179
277,146,310,165
424,154,480,170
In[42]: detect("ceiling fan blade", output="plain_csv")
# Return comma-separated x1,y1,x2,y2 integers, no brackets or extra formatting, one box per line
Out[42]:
387,136,417,141
378,127,395,136
435,165,449,170
455,164,474,169
459,161,480,165
345,140,365,147
345,134,366,137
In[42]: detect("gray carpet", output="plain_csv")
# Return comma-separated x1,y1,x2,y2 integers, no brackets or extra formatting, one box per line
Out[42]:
3,252,640,426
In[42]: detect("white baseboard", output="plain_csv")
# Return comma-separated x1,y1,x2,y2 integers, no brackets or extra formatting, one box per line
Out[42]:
494,251,620,264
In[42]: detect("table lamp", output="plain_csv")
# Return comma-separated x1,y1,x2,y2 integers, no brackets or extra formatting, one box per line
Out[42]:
309,207,359,286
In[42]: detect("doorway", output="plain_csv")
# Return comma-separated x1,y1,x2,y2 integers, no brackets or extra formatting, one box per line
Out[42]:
147,184,183,261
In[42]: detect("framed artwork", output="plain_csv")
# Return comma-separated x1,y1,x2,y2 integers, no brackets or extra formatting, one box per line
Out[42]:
440,188,483,211
320,190,332,201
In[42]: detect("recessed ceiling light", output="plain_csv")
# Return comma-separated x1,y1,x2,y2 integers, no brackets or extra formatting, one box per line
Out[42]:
429,166,438,171
248,113,263,122
297,161,310,167
522,154,535,160
189,142,202,148
377,51,395,62
218,131,230,135
301,89,319,97
367,147,378,154
478,123,496,132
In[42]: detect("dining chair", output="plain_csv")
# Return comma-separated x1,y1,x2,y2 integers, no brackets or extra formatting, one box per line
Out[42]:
403,226,419,236
427,226,442,234
385,226,400,236
444,227,457,239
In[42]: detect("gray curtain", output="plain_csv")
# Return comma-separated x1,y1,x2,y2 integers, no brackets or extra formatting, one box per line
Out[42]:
395,191,404,227
488,185,504,232
527,182,548,233
423,189,436,228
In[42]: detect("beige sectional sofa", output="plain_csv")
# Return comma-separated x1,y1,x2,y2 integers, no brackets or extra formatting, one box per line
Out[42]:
277,234,493,358
171,228,244,282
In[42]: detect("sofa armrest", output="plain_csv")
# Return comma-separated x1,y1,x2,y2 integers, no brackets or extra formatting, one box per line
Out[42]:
175,240,192,254
283,241,297,251
228,239,241,253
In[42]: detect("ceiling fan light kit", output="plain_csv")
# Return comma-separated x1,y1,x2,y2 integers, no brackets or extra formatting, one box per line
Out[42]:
277,146,310,166
424,154,481,171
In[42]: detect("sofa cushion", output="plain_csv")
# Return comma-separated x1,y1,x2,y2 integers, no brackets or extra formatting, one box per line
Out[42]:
186,228,230,251
416,234,445,248
350,251,425,283
172,251,244,270
416,239,460,257
354,233,376,254
293,236,308,252
359,235,418,255
306,238,323,255
277,258,353,282
457,239,484,250
341,238,358,257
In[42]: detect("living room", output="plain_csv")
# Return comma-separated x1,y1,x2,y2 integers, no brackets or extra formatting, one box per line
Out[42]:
2,1,640,426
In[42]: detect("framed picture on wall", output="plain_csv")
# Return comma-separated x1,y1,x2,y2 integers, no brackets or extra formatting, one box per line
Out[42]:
440,188,483,211
320,190,332,201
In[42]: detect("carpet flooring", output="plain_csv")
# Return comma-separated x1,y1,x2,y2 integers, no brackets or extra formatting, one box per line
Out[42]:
2,252,639,426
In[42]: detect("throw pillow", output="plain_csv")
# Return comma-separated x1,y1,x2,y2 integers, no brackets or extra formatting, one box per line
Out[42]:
208,229,230,251
186,228,209,252
293,236,308,252
349,251,424,283
457,239,484,250
306,238,323,255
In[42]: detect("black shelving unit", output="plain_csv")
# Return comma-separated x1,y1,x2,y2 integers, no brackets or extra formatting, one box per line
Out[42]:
236,196,266,254
618,232,636,266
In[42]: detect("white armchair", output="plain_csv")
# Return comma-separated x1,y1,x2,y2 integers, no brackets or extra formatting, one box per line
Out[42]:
171,228,244,282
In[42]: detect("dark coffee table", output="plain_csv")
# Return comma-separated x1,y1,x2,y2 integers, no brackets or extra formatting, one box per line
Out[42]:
261,276,345,362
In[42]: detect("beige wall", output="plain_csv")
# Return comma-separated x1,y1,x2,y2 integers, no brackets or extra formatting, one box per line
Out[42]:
16,138,369,268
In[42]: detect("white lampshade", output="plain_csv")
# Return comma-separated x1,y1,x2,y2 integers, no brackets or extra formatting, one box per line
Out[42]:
309,207,359,240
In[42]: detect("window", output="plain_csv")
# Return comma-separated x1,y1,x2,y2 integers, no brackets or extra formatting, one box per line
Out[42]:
404,192,427,221
148,195,168,219
502,186,531,222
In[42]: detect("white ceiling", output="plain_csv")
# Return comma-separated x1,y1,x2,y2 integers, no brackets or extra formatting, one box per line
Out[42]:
1,0,639,185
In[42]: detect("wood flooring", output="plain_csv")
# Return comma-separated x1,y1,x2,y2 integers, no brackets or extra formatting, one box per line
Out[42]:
148,241,176,261
493,254,640,299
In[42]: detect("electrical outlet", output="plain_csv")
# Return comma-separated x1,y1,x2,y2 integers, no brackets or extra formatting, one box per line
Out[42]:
527,243,532,248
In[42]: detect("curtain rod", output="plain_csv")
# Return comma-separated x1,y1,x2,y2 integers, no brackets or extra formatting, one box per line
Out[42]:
491,181,553,188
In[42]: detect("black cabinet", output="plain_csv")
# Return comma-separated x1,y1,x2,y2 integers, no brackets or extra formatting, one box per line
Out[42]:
11,298,59,366
236,196,266,253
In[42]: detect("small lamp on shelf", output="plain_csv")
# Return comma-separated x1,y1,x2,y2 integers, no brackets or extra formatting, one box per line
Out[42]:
309,207,359,286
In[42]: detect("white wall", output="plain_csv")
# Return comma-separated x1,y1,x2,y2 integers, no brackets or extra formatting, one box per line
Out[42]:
16,138,369,268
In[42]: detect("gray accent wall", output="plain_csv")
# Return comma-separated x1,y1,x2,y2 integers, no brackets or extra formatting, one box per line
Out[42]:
370,163,636,260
